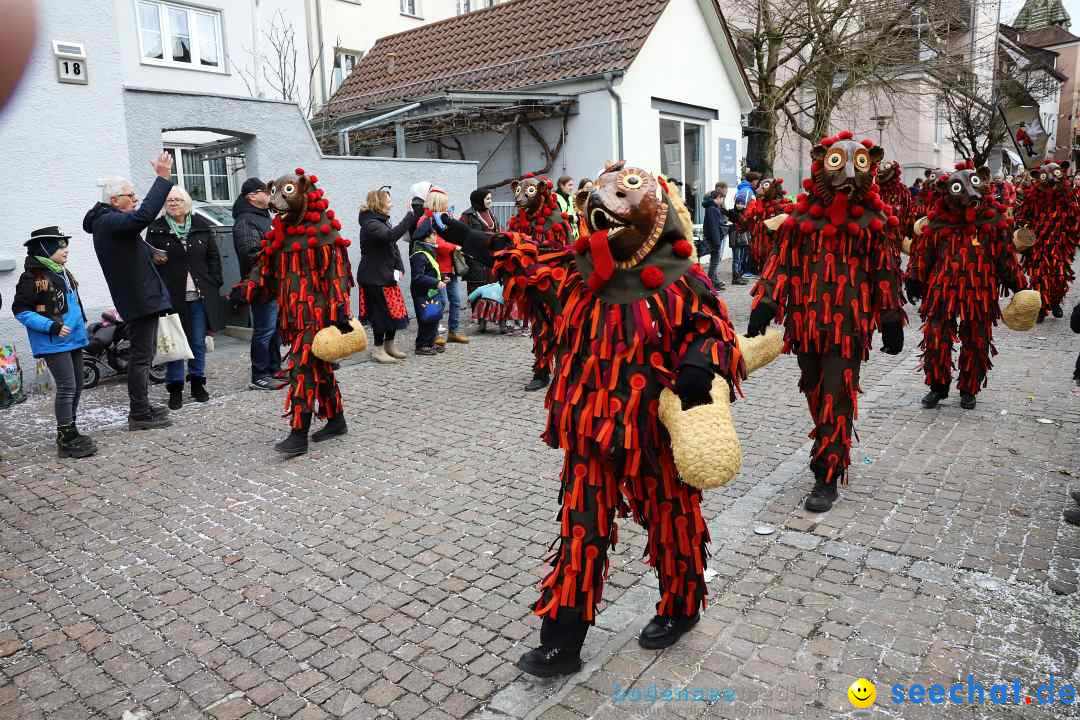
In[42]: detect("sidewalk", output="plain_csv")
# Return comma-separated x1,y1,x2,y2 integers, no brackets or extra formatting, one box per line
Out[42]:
0,265,1077,720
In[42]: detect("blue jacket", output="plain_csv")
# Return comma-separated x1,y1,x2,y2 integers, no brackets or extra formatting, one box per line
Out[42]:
734,180,756,210
702,196,727,246
83,176,174,322
12,257,89,358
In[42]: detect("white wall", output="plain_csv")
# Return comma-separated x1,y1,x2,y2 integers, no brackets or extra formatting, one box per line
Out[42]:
618,0,747,211
0,0,130,311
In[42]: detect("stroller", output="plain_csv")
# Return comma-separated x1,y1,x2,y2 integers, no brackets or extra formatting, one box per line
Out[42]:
82,309,167,389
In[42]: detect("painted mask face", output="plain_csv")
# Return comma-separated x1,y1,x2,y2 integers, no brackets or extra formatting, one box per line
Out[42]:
811,139,884,200
1035,162,1067,186
878,160,900,185
584,163,666,262
760,178,784,201
938,167,989,210
268,173,310,225
511,177,548,213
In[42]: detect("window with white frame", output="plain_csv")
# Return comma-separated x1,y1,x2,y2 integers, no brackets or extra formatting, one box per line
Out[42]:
331,49,362,93
137,1,224,72
164,147,236,202
659,117,707,224
400,0,422,17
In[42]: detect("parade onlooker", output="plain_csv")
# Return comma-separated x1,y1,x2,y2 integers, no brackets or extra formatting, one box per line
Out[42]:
702,186,728,289
556,176,578,239
12,227,95,457
409,228,443,356
423,188,467,346
460,189,499,292
232,177,281,390
730,171,759,285
910,177,923,198
357,187,415,364
148,186,225,410
84,151,174,430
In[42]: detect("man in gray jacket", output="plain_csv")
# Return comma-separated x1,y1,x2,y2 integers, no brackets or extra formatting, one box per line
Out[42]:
232,177,281,390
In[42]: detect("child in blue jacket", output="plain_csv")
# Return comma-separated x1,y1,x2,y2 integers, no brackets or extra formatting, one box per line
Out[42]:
11,227,96,458
409,230,445,355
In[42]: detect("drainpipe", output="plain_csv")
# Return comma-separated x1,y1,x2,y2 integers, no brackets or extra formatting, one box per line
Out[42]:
604,72,625,161
251,0,263,97
314,0,328,107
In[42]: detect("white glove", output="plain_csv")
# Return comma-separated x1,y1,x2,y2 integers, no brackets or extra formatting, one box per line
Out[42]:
394,270,403,282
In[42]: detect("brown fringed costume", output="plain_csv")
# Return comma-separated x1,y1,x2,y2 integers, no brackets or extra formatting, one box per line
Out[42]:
748,131,905,513
438,164,745,676
243,169,355,454
745,178,786,273
1014,162,1080,322
506,174,573,391
877,160,914,275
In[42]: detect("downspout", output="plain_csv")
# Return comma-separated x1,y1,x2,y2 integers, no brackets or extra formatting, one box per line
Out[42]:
604,72,625,161
314,0,328,108
251,0,262,97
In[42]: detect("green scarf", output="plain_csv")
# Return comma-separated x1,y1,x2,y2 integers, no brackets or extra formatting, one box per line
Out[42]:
35,256,65,274
165,213,192,239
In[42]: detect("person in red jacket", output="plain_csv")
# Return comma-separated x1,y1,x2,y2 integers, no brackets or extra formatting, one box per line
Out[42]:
419,187,469,348
1016,123,1036,157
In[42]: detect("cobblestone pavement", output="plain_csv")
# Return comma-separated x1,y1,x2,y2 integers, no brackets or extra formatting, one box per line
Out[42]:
1,263,1078,720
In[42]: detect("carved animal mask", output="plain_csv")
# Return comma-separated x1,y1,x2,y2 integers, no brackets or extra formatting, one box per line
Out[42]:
1034,162,1069,186
584,162,670,263
511,176,550,214
936,167,990,211
811,138,884,201
878,160,901,185
759,178,784,202
268,173,310,225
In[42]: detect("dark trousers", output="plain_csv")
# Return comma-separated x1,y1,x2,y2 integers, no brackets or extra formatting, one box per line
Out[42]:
250,300,282,381
373,329,397,345
416,319,439,349
706,226,728,283
731,240,750,280
127,315,158,416
43,349,83,426
798,351,862,484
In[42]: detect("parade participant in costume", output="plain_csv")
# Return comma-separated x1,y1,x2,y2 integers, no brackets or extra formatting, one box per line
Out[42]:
877,160,914,272
905,163,1027,410
1014,162,1080,322
434,163,747,676
1016,123,1036,157
746,178,786,275
747,130,905,513
506,174,573,391
242,169,355,456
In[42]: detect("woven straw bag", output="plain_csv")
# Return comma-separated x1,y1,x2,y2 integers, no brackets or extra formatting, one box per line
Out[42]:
312,320,368,362
763,213,789,232
659,330,783,490
901,237,913,256
1013,226,1036,251
1001,290,1041,331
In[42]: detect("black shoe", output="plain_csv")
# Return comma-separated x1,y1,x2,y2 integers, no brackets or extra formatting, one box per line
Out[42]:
515,646,582,678
638,614,700,650
249,376,279,391
274,430,309,456
804,475,839,513
732,277,748,286
1065,508,1080,527
415,346,438,356
525,375,550,392
959,394,976,410
150,405,169,419
189,376,209,403
57,423,97,459
1070,490,1080,505
166,382,184,410
920,390,944,409
1052,304,1064,319
128,412,172,431
311,416,347,442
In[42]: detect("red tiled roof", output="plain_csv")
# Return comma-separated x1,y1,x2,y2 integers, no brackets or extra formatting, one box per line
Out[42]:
319,0,670,120
1019,24,1080,48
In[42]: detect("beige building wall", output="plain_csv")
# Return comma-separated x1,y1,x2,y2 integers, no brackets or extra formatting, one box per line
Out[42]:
1049,42,1080,160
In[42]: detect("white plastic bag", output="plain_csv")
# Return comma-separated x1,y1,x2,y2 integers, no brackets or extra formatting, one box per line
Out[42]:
153,313,194,364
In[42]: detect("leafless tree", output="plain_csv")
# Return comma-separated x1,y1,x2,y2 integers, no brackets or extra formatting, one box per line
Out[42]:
233,10,322,118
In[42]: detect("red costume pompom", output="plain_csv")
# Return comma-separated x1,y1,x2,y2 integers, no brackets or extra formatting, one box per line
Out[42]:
796,202,810,214
307,236,318,247
294,167,305,175
308,174,318,184
320,224,331,234
306,226,317,236
822,224,837,237
837,130,853,140
640,266,665,289
820,138,835,148
809,205,824,218
846,222,861,236
850,205,864,218
887,215,899,227
672,239,693,258
331,220,342,230
860,138,875,148
326,210,335,220
799,220,814,234
290,242,301,251
869,218,884,232
802,179,814,191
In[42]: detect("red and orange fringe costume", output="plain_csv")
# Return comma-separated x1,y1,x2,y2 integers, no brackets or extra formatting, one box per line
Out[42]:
751,131,905,486
907,165,1026,398
245,170,354,428
1014,165,1080,320
746,179,787,274
878,166,914,274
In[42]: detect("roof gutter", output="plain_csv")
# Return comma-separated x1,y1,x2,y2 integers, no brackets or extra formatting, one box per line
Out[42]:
337,102,422,155
604,72,625,161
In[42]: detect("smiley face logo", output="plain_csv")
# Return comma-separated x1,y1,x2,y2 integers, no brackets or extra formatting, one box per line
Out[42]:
848,678,876,708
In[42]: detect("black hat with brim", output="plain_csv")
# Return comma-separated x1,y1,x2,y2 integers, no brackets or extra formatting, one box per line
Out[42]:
24,226,71,256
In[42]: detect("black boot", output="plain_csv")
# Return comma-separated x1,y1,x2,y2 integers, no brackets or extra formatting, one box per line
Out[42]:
311,414,347,442
804,470,839,513
517,617,586,678
1052,304,1064,319
638,613,700,650
166,382,184,410
275,413,311,457
524,373,550,392
920,383,950,409
1065,508,1080,527
959,393,976,410
57,423,96,459
189,375,209,403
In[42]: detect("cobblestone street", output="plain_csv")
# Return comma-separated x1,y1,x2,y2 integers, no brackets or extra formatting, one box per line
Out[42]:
1,268,1079,720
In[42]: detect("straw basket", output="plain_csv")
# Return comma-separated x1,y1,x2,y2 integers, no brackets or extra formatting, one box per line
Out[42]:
312,320,368,362
1013,226,1036,251
1001,290,1041,331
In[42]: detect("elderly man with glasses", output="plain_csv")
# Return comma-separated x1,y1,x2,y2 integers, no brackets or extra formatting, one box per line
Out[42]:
232,177,282,390
83,151,175,430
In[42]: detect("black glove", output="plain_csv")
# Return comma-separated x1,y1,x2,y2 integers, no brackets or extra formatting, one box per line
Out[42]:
904,278,924,303
228,283,247,311
332,318,354,334
674,364,714,411
1071,303,1080,334
880,320,904,355
746,302,775,337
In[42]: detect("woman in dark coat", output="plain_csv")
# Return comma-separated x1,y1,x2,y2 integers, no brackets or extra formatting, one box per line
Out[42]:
356,188,416,364
459,189,500,295
147,187,224,409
